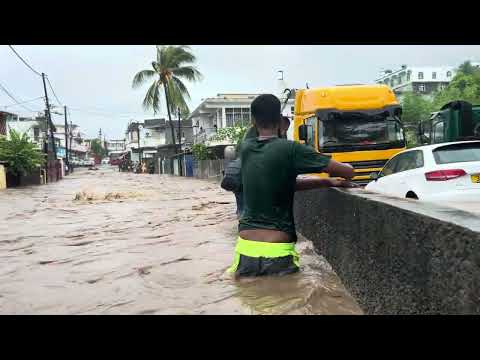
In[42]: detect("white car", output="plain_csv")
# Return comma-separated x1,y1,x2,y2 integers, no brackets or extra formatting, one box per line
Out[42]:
365,140,480,202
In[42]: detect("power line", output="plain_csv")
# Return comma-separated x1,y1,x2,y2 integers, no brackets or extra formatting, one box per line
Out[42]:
7,45,42,77
69,107,158,118
46,76,62,106
3,96,44,109
0,81,38,112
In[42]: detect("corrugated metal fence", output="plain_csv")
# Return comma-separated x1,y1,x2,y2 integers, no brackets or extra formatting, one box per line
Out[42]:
159,155,226,181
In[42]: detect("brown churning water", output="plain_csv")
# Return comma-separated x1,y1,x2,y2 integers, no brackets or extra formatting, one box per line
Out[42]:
0,167,362,315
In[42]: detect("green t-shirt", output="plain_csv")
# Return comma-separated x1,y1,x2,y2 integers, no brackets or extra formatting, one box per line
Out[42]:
238,137,331,240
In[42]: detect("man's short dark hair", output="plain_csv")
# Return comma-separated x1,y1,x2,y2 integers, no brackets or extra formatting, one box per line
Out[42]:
251,94,281,129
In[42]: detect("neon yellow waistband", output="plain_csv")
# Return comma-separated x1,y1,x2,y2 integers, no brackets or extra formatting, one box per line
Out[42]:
227,237,299,274
235,237,296,258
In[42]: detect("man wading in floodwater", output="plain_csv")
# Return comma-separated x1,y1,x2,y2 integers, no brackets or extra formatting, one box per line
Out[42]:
227,94,356,278
228,115,291,218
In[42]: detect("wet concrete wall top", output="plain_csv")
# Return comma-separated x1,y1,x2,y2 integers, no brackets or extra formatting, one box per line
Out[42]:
294,188,480,314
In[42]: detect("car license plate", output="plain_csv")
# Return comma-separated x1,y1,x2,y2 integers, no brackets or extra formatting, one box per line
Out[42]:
472,174,480,183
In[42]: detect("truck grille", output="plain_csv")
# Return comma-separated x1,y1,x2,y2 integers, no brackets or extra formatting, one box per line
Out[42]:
349,159,388,170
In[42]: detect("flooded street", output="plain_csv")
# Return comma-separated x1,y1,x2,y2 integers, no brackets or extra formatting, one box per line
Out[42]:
0,167,362,315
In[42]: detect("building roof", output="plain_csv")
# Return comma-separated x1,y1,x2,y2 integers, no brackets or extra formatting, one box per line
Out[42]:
376,65,456,82
144,118,165,128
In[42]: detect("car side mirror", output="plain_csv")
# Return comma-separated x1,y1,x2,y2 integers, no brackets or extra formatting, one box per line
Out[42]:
370,172,379,181
298,124,308,141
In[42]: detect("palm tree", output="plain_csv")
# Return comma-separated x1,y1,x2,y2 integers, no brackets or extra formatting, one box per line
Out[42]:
132,45,202,152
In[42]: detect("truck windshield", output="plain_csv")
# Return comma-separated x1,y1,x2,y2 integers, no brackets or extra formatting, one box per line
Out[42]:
319,112,404,148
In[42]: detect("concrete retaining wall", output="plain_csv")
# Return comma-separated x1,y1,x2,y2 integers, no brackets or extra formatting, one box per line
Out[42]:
294,188,480,314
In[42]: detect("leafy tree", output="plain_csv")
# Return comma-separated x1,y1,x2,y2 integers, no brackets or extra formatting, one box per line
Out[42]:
208,126,248,148
400,92,434,123
191,143,211,160
0,129,45,177
90,139,107,158
132,45,202,152
457,61,478,76
432,61,480,108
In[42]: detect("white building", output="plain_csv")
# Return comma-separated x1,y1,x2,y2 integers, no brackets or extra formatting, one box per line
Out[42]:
188,93,295,145
375,64,457,99
125,118,193,161
5,114,47,150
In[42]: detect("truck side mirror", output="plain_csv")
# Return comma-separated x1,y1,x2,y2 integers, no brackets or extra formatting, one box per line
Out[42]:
299,124,308,141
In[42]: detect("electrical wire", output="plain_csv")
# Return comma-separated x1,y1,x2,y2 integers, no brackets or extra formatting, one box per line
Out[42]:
46,76,62,106
69,107,161,118
3,96,44,109
7,45,42,77
0,81,38,112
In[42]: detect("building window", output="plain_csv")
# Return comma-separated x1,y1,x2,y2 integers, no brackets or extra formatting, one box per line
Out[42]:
241,108,250,126
233,108,242,126
447,71,452,78
407,71,411,81
418,83,426,92
225,108,234,127
418,72,424,80
33,127,40,142
226,107,250,127
432,72,437,79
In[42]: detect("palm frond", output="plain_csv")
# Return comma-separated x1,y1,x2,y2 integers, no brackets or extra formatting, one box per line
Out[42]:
132,69,156,89
142,80,161,113
161,46,195,69
171,65,203,82
172,76,191,99
167,79,189,114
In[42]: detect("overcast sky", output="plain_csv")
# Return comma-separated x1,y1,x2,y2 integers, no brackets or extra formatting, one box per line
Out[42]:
1,45,479,139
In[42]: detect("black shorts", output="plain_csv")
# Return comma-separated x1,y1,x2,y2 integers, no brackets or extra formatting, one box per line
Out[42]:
235,254,299,277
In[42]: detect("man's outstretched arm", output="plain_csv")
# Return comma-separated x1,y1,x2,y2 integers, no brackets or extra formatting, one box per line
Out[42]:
323,159,355,180
295,176,358,191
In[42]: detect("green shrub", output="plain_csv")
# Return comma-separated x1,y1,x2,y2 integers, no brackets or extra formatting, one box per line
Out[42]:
0,129,45,176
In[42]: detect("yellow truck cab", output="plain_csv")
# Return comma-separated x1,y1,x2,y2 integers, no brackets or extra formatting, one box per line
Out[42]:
292,84,405,185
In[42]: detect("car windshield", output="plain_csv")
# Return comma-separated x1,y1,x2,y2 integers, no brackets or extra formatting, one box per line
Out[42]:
433,142,480,164
319,112,404,147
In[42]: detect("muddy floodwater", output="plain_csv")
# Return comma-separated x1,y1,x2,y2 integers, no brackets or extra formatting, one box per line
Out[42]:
0,167,362,315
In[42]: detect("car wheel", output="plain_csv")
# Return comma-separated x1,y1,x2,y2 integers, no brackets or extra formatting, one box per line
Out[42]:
406,191,418,200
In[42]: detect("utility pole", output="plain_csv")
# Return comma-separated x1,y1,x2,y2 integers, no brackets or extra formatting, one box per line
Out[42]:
43,109,49,155
177,108,182,176
177,107,182,153
64,105,69,173
41,73,57,160
136,122,141,163
69,120,73,163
